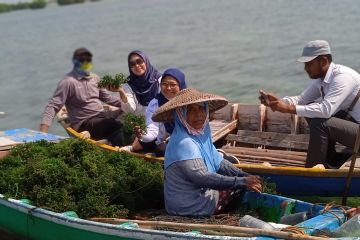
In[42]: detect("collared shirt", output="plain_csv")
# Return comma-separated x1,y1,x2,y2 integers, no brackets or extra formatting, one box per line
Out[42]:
41,70,122,130
283,62,360,122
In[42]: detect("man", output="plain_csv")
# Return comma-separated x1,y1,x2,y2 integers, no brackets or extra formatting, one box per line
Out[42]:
260,40,360,168
40,48,124,146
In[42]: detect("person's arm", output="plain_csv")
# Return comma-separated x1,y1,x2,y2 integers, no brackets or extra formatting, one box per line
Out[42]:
40,78,70,132
296,74,355,118
282,81,322,106
178,159,248,190
138,99,159,142
217,159,249,177
264,81,322,114
120,83,138,113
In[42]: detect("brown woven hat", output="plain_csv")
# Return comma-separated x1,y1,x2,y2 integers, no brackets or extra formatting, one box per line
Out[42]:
152,88,228,122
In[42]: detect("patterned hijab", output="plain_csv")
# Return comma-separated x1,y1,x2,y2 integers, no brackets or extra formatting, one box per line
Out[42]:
127,50,162,106
164,103,223,173
155,68,187,134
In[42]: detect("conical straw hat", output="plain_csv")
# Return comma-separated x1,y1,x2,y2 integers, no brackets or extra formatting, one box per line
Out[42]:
152,88,228,122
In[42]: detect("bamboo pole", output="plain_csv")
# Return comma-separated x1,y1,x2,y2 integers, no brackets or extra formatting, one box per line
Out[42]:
91,218,328,240
342,124,360,205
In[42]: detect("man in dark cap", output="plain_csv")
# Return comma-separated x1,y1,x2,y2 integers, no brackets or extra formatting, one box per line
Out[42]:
259,40,360,168
40,47,124,146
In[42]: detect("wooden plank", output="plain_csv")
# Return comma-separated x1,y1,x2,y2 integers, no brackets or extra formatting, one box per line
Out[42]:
222,146,307,156
235,130,310,142
225,130,310,151
226,135,309,151
237,104,261,131
211,120,237,142
221,146,306,161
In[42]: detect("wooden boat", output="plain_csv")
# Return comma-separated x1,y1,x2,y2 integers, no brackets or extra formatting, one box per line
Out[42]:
56,105,238,161
56,104,360,197
0,191,350,239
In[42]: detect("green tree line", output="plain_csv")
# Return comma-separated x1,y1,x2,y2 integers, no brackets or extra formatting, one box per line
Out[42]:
0,0,46,13
0,0,96,14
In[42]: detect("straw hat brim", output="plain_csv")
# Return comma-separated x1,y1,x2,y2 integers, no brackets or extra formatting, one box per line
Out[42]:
152,88,228,122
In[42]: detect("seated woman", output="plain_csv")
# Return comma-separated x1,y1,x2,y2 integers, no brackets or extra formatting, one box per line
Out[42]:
129,68,187,156
152,88,262,216
119,50,162,115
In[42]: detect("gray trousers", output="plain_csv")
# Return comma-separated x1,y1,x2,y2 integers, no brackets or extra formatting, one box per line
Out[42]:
306,117,358,168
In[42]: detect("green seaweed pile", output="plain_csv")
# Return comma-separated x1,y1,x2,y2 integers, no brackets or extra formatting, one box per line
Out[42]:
98,73,127,89
0,139,163,219
122,113,147,145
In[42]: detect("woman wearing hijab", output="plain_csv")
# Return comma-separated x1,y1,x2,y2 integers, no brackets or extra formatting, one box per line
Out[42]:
120,50,162,115
124,68,187,156
152,88,262,216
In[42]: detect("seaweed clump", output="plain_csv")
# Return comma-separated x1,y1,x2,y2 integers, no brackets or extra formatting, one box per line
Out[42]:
0,139,164,219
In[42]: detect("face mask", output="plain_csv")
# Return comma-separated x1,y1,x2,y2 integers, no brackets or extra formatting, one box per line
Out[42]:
73,59,93,76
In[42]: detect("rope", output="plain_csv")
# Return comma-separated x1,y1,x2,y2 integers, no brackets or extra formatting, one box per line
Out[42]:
318,202,348,225
281,226,306,235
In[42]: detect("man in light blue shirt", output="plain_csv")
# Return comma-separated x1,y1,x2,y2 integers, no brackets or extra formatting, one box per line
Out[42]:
259,40,360,168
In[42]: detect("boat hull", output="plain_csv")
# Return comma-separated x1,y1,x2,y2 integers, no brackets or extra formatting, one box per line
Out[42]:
0,193,346,240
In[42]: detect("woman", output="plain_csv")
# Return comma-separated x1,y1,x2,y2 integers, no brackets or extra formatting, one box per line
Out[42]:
128,68,187,156
152,88,262,216
120,50,162,115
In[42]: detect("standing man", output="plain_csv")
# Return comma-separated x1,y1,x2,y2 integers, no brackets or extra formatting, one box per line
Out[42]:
259,40,360,168
40,47,124,146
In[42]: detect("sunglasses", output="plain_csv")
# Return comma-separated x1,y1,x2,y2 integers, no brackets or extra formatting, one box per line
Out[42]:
129,58,144,67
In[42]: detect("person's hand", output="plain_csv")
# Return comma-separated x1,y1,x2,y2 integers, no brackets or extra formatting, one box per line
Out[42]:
39,124,49,133
268,99,296,114
258,90,279,107
107,86,120,92
118,87,128,103
245,175,262,193
133,124,145,139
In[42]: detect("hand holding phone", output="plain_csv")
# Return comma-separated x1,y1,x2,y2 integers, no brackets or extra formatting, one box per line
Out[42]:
259,89,270,106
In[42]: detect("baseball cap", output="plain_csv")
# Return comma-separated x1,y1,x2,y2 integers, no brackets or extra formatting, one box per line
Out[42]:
297,40,331,63
73,48,92,59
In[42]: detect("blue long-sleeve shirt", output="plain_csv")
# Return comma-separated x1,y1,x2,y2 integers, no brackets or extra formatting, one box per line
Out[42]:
164,159,249,216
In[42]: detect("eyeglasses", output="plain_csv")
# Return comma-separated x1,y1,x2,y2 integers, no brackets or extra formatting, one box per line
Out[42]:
129,58,144,67
160,82,179,89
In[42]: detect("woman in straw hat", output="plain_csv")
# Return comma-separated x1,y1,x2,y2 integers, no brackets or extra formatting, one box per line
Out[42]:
152,88,262,216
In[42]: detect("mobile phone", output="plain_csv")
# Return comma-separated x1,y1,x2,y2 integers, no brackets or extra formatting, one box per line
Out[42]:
259,89,270,105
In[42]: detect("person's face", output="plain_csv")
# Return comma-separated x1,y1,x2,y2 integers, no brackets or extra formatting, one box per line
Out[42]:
129,54,146,76
160,76,180,100
76,53,92,63
304,56,327,79
186,103,207,130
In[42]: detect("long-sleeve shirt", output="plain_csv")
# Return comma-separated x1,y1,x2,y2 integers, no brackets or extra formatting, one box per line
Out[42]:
164,159,249,216
282,62,360,122
41,70,122,130
140,98,167,144
120,76,162,116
